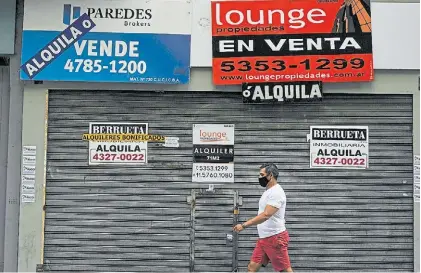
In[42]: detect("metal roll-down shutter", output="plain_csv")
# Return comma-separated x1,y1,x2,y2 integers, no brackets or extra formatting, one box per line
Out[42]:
44,91,413,272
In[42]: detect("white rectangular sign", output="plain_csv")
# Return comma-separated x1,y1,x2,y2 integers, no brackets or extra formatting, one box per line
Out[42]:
22,165,36,175
309,126,369,169
164,137,180,148
193,124,234,145
414,165,420,175
22,155,36,165
192,163,234,183
21,183,36,194
21,194,35,203
88,122,148,165
22,175,36,183
192,124,235,183
22,145,37,156
414,155,420,165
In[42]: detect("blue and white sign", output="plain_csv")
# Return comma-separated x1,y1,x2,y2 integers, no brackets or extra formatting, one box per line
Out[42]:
21,0,192,84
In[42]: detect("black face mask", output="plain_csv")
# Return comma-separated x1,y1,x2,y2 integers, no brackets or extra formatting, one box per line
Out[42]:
258,175,270,187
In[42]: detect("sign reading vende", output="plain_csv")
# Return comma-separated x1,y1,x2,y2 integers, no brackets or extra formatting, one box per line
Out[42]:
211,0,374,85
21,0,192,84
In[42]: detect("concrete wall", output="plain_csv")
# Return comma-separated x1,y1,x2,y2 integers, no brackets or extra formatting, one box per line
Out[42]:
0,65,10,272
3,0,23,270
17,69,420,272
18,86,47,271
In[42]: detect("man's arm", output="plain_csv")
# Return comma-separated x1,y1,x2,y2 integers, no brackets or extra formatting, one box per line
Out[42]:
243,205,279,227
233,205,279,232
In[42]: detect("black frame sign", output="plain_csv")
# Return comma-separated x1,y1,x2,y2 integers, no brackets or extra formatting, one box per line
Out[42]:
242,81,323,103
193,144,234,163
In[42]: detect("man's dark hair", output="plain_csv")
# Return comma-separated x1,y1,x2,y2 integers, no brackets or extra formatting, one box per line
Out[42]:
260,163,279,179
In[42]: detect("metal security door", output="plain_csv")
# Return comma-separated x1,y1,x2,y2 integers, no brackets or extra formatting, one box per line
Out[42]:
188,189,241,272
44,91,413,272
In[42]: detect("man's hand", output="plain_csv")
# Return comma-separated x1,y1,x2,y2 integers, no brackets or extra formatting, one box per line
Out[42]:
233,224,244,233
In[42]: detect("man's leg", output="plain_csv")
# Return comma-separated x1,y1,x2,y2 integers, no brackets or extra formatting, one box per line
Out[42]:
265,231,293,272
249,240,269,272
247,261,262,272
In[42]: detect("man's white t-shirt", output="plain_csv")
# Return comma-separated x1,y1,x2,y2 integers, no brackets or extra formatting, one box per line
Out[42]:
257,184,287,238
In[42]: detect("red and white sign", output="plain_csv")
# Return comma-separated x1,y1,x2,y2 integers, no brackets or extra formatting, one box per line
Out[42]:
193,124,235,145
309,126,369,169
88,122,148,165
211,0,374,85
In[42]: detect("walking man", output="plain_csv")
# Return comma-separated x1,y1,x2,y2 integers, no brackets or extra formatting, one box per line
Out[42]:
233,163,293,272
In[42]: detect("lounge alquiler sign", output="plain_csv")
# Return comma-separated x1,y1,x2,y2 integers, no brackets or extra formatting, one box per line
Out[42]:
192,124,235,183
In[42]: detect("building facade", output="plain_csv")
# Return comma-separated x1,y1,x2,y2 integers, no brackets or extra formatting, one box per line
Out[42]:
0,0,419,272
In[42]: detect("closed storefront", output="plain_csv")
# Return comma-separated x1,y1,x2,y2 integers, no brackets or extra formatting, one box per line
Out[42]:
41,90,414,272
16,0,420,271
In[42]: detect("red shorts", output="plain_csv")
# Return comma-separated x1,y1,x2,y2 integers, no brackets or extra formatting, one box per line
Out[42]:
250,230,291,272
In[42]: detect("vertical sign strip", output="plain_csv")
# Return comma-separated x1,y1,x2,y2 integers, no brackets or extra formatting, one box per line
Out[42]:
21,145,37,203
414,155,420,203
